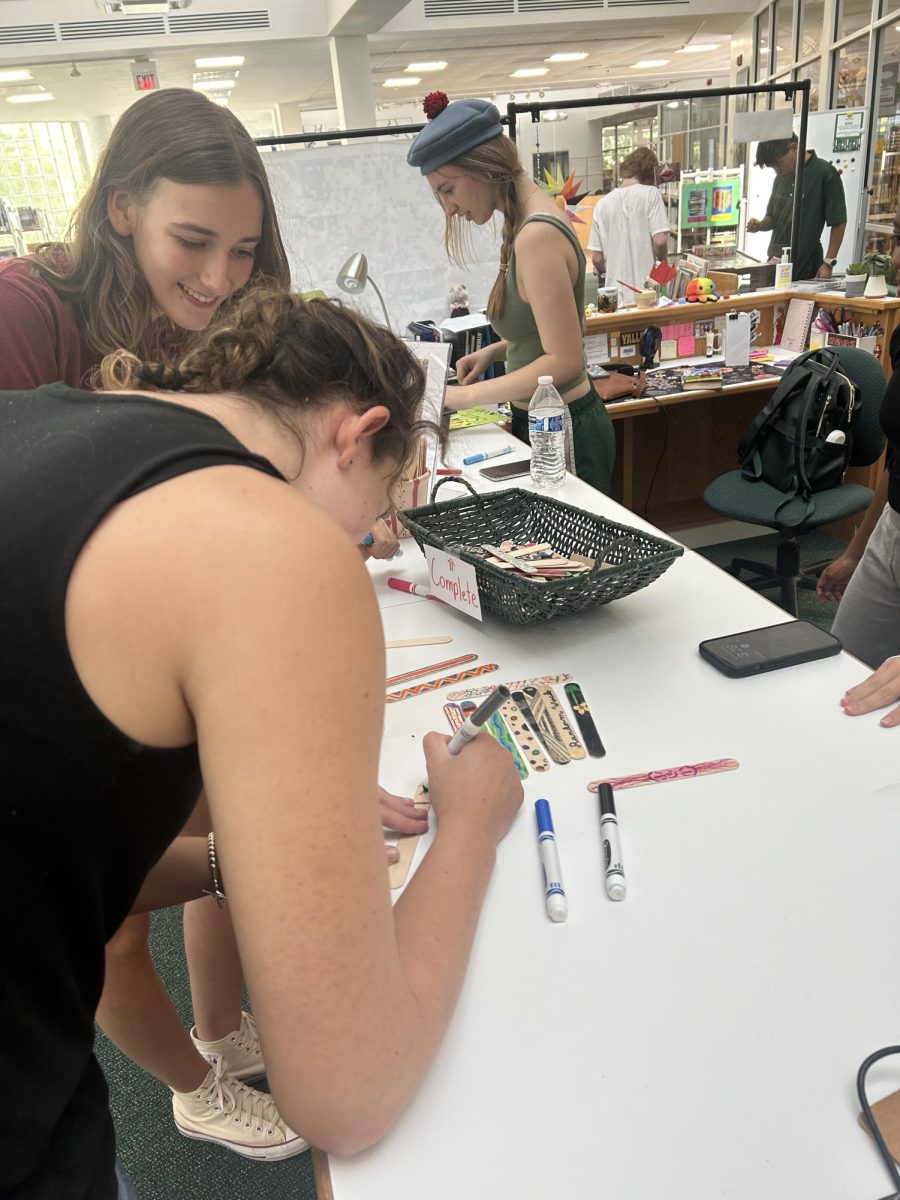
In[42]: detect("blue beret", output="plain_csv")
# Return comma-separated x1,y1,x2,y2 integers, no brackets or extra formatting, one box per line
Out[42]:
407,99,503,175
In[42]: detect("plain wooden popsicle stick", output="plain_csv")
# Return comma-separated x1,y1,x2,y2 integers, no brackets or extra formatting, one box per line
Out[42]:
385,636,453,649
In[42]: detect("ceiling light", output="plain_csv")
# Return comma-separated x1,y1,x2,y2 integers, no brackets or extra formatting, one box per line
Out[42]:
99,1,191,12
677,43,720,53
383,77,421,87
405,61,447,72
0,69,32,84
632,59,669,68
667,100,681,108
545,52,588,63
195,56,244,69
7,92,54,103
511,67,548,78
192,78,236,91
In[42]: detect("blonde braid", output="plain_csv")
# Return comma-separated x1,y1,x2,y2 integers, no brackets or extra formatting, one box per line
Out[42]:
486,175,520,322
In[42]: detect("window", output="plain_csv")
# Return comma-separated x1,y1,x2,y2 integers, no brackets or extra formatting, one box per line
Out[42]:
756,8,772,80
835,33,870,107
794,57,821,111
799,0,826,58
774,0,797,72
836,0,875,40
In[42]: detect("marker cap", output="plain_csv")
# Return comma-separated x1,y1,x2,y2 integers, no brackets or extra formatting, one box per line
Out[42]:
535,798,555,834
598,782,616,816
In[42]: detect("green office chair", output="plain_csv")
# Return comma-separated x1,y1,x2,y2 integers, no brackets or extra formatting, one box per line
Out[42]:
702,346,887,616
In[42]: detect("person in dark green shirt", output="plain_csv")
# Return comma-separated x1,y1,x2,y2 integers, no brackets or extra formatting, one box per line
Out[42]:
746,134,847,280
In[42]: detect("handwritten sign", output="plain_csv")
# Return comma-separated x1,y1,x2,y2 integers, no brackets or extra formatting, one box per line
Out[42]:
425,545,482,621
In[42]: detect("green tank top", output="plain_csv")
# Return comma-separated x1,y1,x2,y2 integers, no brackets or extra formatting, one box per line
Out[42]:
490,212,588,403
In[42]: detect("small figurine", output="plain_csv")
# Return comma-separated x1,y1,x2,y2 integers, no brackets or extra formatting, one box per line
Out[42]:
448,283,470,318
684,277,718,303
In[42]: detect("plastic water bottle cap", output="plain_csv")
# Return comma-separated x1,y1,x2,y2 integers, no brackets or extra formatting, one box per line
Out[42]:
537,375,553,385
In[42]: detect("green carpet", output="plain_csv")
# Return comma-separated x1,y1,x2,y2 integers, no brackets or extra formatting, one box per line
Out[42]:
696,530,846,631
95,907,318,1200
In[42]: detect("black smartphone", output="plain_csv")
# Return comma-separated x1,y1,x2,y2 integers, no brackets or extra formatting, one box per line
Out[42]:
479,459,532,481
699,620,841,677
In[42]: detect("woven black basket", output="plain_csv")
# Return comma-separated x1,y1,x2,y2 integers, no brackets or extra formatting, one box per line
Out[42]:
400,480,683,625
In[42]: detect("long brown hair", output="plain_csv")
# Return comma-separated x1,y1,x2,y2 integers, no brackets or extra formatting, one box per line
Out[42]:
438,134,523,322
100,288,433,482
33,88,290,360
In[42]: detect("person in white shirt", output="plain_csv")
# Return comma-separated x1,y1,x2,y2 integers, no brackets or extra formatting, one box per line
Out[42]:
588,147,670,307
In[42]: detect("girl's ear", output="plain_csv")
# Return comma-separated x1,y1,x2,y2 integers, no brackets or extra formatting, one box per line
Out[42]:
335,406,391,469
107,188,137,237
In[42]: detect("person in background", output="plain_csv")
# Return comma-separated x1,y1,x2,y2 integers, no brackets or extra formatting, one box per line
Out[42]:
407,92,615,494
817,212,900,725
1,286,523,1198
746,134,846,280
588,147,670,308
0,86,409,1169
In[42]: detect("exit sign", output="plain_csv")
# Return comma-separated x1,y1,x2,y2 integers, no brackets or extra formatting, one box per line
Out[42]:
131,61,160,91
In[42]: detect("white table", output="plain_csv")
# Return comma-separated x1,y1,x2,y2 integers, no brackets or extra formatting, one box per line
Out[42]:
323,423,900,1200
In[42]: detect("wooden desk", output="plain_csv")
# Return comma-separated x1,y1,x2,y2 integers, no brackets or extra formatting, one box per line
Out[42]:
315,424,900,1200
586,288,900,532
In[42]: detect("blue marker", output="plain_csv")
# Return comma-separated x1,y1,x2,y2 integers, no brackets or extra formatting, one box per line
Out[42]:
534,799,567,923
462,445,513,466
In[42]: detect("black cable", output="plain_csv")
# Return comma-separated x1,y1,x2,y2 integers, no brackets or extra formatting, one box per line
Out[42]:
641,396,669,519
857,1045,900,1196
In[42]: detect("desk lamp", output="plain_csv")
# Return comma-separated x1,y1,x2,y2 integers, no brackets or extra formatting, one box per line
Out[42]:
336,252,391,329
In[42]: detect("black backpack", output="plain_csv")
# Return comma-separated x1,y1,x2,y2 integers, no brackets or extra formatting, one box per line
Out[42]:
737,347,859,527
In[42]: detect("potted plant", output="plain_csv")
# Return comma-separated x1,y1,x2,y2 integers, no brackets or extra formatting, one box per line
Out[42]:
863,250,893,298
844,261,868,297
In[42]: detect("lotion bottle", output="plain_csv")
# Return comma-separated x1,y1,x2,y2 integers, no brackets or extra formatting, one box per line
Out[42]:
775,248,792,289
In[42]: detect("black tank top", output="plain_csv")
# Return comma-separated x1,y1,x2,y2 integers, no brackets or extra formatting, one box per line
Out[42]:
0,383,285,1198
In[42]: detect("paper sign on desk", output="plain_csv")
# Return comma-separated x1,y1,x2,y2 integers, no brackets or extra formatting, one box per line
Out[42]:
425,545,482,621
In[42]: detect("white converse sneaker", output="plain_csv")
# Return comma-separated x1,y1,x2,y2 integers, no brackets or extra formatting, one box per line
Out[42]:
190,1011,265,1082
172,1057,309,1161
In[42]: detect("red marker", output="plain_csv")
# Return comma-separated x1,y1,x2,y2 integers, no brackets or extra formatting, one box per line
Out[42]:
387,577,440,601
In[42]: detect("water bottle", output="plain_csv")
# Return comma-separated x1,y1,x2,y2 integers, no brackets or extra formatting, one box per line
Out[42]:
528,375,566,490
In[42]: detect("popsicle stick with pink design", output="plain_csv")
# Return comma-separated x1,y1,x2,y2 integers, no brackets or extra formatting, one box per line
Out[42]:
587,758,740,792
443,702,465,733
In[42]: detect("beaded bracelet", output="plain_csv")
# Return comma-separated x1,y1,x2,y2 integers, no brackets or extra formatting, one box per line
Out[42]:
202,831,227,907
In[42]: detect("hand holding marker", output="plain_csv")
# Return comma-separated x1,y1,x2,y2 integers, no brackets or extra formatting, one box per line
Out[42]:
447,685,510,755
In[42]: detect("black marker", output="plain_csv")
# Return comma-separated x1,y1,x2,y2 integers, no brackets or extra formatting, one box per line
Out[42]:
598,783,626,901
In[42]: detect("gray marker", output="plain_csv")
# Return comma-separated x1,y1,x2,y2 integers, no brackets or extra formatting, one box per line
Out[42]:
447,686,510,755
598,783,626,901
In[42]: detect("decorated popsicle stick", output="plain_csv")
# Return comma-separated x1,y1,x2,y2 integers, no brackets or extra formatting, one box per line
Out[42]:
587,758,740,793
388,782,430,890
563,682,606,758
386,636,453,649
511,689,570,765
385,653,477,688
443,702,465,732
446,673,574,702
385,663,499,704
500,699,550,772
536,685,585,760
521,686,572,764
458,700,528,780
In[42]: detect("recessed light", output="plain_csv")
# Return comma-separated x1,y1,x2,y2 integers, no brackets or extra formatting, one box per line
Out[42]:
7,92,53,103
632,59,669,68
676,44,720,54
192,78,236,91
195,56,245,69
384,77,421,87
405,61,447,72
545,52,588,63
511,67,548,78
0,69,33,83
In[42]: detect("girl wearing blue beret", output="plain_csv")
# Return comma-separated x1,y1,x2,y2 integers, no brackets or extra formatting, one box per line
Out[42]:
408,93,615,493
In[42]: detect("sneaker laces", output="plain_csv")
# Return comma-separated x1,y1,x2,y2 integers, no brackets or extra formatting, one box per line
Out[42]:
234,1012,260,1056
200,1056,290,1137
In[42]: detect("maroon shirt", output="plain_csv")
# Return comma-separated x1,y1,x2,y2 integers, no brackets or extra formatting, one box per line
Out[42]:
0,256,100,390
